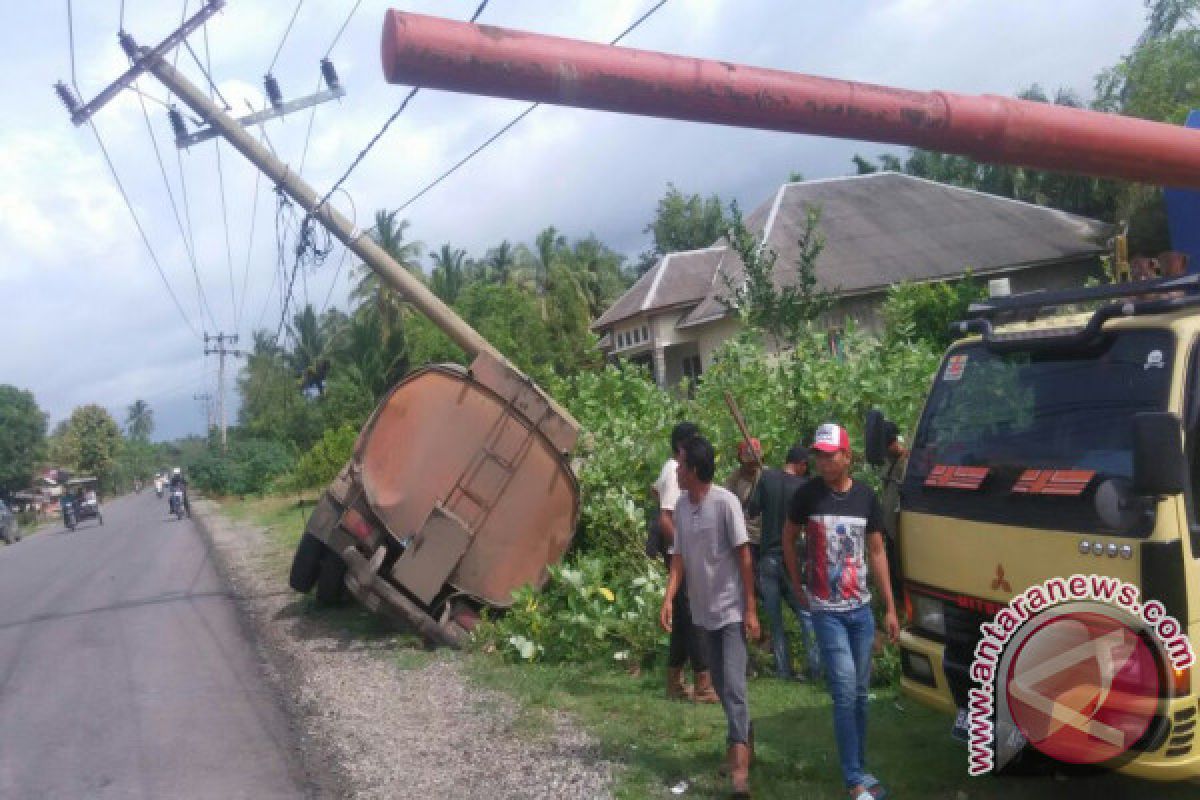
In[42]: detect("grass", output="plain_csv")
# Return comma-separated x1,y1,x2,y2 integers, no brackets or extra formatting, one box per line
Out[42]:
217,494,1200,799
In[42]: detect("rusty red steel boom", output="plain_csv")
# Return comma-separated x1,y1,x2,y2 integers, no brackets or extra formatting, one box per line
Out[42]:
381,10,1200,190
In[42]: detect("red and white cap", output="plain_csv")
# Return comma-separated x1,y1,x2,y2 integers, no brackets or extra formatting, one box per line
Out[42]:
812,423,850,453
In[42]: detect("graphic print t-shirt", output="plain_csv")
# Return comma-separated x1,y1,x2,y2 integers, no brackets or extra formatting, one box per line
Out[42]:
787,479,883,612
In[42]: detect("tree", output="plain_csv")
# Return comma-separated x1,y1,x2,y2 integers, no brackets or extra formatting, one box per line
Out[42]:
287,304,333,395
351,209,423,333
638,183,728,275
0,386,47,493
722,202,835,348
125,399,154,441
484,240,517,285
881,275,987,350
64,405,121,489
430,244,468,304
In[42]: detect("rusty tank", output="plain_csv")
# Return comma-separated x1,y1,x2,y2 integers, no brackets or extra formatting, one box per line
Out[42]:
291,350,578,646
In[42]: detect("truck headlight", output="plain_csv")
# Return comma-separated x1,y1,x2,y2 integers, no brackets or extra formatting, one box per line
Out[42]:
913,593,946,637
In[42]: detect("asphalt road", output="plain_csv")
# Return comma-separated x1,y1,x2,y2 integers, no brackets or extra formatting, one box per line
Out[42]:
0,491,313,799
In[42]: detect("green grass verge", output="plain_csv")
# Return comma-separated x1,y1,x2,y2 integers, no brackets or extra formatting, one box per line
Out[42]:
215,494,1200,799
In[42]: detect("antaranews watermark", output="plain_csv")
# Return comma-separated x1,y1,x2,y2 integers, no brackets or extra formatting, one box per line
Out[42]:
966,573,1195,776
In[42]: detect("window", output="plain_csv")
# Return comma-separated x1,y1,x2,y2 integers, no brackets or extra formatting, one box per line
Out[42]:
642,326,649,341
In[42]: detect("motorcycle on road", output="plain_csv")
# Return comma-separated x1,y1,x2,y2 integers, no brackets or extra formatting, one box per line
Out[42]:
169,487,189,520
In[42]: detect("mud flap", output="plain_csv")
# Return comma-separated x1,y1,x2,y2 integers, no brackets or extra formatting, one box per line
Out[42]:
389,505,472,605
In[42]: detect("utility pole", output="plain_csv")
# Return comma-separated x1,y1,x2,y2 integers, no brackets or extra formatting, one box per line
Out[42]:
203,333,243,451
193,392,213,433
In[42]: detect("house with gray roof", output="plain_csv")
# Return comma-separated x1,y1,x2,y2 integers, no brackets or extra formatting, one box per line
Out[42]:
595,172,1111,387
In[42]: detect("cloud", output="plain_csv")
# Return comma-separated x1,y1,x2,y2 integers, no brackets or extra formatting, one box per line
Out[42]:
3,0,1150,441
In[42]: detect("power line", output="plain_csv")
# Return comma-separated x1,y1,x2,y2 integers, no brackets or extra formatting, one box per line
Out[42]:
324,0,363,58
267,0,305,74
132,77,218,330
396,0,670,214
88,119,201,338
201,22,239,332
66,0,79,90
274,0,494,343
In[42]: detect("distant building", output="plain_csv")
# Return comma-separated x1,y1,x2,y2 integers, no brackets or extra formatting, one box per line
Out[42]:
595,172,1111,387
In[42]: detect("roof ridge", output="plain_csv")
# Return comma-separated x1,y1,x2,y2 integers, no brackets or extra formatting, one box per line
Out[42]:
642,253,673,311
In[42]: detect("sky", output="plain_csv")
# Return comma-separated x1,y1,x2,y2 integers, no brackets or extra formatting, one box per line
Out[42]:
0,0,1149,441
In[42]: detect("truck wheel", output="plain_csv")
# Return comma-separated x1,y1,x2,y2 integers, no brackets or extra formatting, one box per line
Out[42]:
315,550,348,605
289,533,324,593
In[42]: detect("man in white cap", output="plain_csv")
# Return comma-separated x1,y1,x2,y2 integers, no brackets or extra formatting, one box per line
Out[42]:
783,423,898,800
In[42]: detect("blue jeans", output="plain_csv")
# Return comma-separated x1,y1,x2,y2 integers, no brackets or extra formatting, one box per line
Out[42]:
758,551,820,679
812,604,875,789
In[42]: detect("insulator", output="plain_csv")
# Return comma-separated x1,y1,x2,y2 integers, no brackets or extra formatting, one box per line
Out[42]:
320,58,341,91
264,73,284,110
118,31,138,60
54,81,81,115
168,107,189,143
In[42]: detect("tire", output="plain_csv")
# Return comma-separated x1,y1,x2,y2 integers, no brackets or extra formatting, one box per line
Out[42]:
315,550,348,606
289,532,324,593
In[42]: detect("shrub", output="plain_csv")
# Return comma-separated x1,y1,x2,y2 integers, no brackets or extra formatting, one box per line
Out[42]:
473,554,667,667
281,424,358,491
187,438,296,496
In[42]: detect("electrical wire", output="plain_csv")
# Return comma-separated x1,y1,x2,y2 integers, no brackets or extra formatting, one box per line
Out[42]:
319,189,356,315
66,0,80,90
133,77,218,331
324,0,363,59
88,119,201,338
273,0,494,343
267,0,305,74
395,0,670,214
183,38,231,110
202,22,240,332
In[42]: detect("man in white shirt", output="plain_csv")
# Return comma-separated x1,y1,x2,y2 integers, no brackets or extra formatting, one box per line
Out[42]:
652,422,717,703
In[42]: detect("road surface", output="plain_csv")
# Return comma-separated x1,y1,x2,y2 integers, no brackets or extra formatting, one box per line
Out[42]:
0,491,314,799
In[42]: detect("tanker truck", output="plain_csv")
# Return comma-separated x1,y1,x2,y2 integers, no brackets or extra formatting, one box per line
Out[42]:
373,9,1200,778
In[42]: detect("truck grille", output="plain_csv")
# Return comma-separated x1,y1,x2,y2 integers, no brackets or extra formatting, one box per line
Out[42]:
941,604,988,709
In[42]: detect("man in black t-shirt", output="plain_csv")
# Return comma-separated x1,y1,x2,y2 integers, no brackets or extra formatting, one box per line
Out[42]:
783,423,898,800
748,443,820,680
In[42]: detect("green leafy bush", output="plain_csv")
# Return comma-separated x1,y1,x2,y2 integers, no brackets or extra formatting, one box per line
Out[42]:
473,554,667,667
280,424,358,491
187,438,296,496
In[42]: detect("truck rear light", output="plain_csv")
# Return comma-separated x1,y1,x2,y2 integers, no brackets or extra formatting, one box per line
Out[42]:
340,508,375,543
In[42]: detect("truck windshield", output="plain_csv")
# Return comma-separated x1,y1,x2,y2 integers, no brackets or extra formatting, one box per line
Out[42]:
904,330,1174,535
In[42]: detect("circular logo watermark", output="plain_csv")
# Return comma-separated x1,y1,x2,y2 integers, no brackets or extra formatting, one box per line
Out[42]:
1004,609,1160,765
965,575,1194,776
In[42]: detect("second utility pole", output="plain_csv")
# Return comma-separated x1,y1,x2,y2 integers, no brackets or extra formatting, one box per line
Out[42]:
204,333,242,451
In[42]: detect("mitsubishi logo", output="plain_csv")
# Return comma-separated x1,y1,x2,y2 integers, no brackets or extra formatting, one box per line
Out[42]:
991,564,1012,594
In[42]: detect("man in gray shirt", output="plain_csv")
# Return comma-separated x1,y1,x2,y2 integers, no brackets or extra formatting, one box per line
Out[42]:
660,435,760,799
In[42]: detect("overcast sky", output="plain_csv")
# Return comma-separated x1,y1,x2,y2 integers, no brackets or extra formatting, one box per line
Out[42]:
0,0,1148,441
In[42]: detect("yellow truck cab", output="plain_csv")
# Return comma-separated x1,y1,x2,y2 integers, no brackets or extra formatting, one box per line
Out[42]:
894,273,1200,780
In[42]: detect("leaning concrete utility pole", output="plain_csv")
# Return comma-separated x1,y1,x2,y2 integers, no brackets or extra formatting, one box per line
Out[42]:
131,37,502,365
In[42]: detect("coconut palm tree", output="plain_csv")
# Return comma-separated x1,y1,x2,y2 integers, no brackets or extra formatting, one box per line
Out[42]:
124,400,154,441
350,210,423,333
430,244,467,304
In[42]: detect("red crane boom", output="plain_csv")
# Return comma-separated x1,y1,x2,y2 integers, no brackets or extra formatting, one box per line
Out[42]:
381,10,1200,190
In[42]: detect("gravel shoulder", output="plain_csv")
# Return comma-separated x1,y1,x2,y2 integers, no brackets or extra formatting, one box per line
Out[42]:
191,497,615,799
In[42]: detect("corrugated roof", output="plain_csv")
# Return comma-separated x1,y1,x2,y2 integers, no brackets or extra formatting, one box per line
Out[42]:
592,246,725,329
601,172,1111,333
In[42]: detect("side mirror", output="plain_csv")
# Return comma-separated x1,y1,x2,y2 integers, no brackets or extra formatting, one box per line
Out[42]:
1133,412,1187,496
865,409,890,467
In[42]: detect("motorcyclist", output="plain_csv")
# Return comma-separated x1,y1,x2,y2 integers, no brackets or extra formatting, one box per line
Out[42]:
168,467,190,517
154,473,164,498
